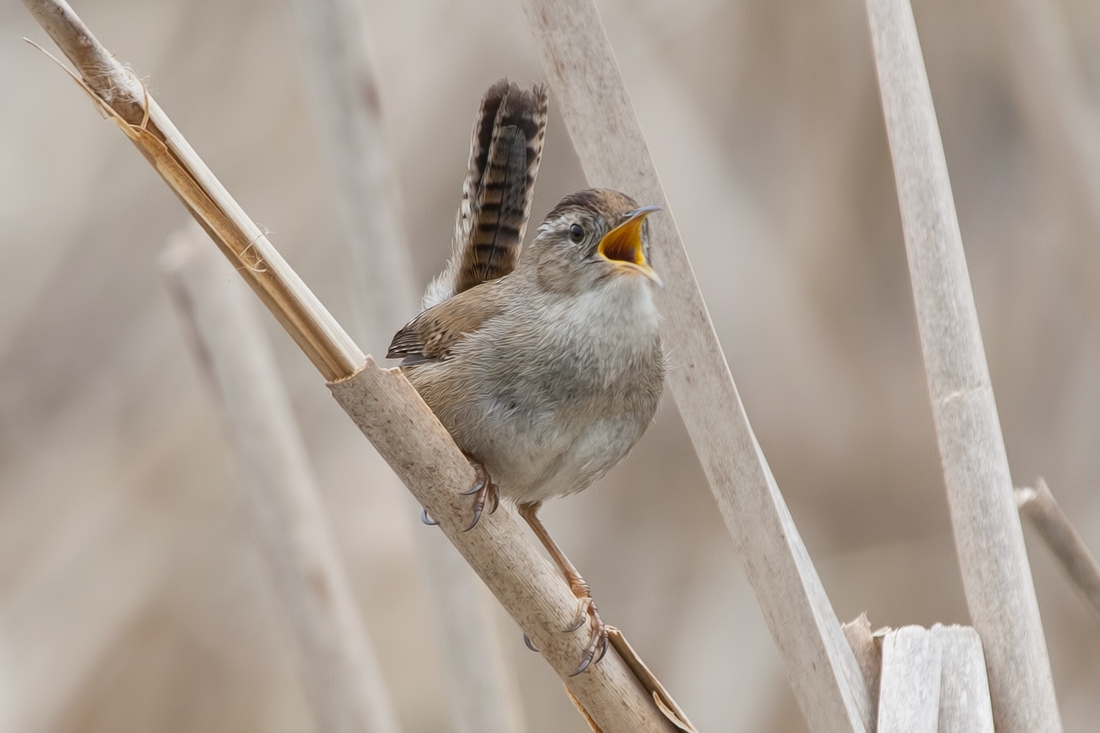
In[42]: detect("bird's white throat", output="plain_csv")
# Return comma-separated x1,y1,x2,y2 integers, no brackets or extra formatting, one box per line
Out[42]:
544,274,659,354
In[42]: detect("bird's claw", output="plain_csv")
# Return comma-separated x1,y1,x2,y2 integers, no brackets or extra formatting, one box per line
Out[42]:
420,458,499,531
563,605,587,633
568,597,609,676
464,503,483,532
577,627,611,674
521,602,609,676
461,458,498,532
459,475,485,496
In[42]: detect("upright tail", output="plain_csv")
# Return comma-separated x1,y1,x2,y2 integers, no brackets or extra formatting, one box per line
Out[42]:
425,80,548,307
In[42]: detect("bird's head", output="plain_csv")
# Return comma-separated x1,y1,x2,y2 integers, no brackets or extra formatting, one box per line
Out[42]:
527,189,662,292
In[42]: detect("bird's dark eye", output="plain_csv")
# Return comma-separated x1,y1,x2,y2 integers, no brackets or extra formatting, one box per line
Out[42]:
569,223,585,242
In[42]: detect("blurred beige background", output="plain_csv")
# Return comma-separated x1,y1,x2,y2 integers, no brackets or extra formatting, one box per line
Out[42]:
3,0,1100,730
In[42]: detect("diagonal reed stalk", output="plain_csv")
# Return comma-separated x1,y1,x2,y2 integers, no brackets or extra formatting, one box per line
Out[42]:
1017,479,1100,623
864,0,1062,729
518,1,874,730
21,0,685,729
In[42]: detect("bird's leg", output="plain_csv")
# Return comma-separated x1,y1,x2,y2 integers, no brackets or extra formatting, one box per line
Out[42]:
517,502,609,676
459,455,499,531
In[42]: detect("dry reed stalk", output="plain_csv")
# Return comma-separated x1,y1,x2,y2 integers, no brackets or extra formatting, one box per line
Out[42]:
1017,479,1100,622
841,614,881,722
23,0,680,728
876,626,994,732
877,626,942,733
934,626,995,732
518,1,873,729
161,224,400,733
287,2,526,730
864,0,1062,729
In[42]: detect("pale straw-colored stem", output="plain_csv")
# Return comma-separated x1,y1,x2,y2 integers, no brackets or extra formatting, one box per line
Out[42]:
841,614,881,722
23,1,677,728
864,0,1061,729
876,625,994,732
161,224,400,733
877,626,942,733
935,626,995,733
1017,479,1100,622
287,2,525,729
517,1,873,729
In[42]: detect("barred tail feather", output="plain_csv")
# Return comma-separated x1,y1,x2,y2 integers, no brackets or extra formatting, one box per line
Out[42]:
425,80,548,307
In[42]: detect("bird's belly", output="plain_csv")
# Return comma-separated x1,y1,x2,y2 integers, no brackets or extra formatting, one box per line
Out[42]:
469,398,649,506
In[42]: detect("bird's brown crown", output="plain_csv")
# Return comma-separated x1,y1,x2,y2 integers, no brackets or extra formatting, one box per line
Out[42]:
544,189,641,224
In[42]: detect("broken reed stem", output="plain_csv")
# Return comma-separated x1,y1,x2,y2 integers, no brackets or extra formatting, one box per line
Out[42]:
1017,479,1100,622
287,2,526,730
841,614,881,722
518,0,873,729
876,626,994,733
161,225,400,733
864,0,1062,729
934,626,995,732
877,627,942,732
23,0,678,728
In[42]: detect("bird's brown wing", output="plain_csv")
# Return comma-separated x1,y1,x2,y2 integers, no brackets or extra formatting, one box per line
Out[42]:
387,283,507,366
427,81,548,305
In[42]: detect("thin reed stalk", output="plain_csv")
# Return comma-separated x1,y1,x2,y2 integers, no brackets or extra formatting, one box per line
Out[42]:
1017,479,1100,622
23,0,363,382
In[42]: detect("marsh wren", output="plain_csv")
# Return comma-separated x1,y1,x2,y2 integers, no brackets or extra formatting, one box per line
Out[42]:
388,80,664,674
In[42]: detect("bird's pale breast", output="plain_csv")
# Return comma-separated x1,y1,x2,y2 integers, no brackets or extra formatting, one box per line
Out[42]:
407,274,663,506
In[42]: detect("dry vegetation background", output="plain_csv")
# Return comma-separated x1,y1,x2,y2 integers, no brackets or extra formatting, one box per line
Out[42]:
3,0,1100,730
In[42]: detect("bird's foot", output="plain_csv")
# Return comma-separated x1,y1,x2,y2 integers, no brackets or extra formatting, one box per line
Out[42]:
418,457,497,530
567,595,609,676
460,457,499,531
520,596,609,676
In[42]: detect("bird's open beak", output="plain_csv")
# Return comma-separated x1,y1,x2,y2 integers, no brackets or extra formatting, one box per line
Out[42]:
597,205,663,286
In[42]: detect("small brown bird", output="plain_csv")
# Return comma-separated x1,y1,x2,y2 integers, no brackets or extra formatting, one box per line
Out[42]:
389,81,664,674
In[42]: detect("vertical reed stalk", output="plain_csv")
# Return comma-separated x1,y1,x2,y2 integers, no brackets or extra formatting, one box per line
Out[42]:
864,0,1061,728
